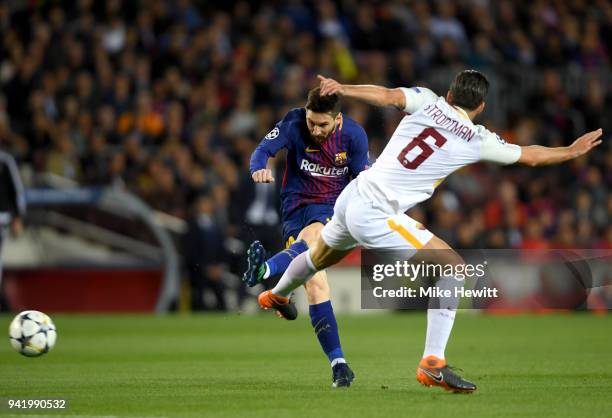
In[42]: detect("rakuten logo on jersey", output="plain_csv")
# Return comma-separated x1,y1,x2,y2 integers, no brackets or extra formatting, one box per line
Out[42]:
300,159,349,177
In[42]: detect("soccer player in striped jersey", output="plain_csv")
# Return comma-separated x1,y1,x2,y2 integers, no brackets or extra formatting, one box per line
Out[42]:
258,70,603,393
245,86,369,387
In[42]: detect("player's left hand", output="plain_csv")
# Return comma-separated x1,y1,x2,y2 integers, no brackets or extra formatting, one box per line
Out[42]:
318,75,344,96
569,128,603,158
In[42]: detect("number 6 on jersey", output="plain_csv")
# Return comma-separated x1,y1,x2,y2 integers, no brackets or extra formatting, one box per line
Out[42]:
397,127,447,170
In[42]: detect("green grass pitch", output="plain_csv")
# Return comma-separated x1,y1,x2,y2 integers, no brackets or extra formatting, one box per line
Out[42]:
1,313,611,418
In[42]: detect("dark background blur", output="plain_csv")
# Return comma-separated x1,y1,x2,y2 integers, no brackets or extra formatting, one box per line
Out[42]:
0,0,610,310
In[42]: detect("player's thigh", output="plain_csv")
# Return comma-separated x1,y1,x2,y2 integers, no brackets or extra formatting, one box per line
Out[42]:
348,210,433,256
303,270,330,304
310,234,352,270
385,213,434,251
345,206,464,267
318,182,360,254
360,216,466,267
281,206,307,248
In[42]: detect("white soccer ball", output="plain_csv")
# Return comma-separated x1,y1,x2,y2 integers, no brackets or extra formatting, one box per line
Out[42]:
9,310,57,357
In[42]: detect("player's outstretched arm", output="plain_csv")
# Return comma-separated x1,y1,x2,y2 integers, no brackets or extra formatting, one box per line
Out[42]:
250,118,293,183
250,147,276,183
518,128,603,166
318,75,406,110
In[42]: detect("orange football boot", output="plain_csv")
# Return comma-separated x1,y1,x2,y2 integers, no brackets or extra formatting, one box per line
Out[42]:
416,355,476,393
257,290,298,320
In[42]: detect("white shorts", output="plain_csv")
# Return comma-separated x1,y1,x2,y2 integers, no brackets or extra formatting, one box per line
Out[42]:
321,179,434,254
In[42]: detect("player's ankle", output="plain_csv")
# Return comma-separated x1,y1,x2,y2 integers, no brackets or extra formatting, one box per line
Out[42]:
420,355,446,367
331,358,346,368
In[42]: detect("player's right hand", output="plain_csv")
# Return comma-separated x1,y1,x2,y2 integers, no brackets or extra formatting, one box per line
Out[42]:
252,169,274,183
570,128,603,157
318,75,345,96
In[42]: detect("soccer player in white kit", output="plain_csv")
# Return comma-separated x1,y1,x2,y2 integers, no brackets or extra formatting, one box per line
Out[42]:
258,70,603,392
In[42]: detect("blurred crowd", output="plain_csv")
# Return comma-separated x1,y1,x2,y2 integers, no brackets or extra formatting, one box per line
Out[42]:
0,0,610,308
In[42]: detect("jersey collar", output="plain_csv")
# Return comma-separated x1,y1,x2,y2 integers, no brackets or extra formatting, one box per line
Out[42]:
451,105,470,121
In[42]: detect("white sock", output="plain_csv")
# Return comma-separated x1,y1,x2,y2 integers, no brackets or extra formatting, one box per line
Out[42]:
271,250,317,297
423,308,456,359
423,276,460,359
330,358,346,368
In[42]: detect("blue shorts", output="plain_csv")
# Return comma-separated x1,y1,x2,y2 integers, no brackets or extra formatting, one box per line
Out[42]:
281,204,334,246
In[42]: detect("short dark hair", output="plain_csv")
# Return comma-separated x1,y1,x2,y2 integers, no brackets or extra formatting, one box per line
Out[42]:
305,87,341,116
449,70,489,110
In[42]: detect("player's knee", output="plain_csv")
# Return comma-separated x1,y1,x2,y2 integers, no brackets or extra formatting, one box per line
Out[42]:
422,236,465,267
297,224,323,246
439,246,465,268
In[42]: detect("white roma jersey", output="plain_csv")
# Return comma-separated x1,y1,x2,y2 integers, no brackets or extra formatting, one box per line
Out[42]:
357,87,522,214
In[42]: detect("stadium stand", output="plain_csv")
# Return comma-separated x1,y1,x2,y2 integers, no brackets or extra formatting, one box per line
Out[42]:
0,0,609,310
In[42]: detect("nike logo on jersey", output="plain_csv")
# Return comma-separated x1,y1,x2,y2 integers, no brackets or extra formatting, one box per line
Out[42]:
305,146,320,152
300,159,349,177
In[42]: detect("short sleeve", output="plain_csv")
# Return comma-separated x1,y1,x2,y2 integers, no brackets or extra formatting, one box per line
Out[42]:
399,87,439,114
477,126,522,165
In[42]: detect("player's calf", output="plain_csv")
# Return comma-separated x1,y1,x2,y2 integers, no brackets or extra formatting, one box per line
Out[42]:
303,272,330,304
